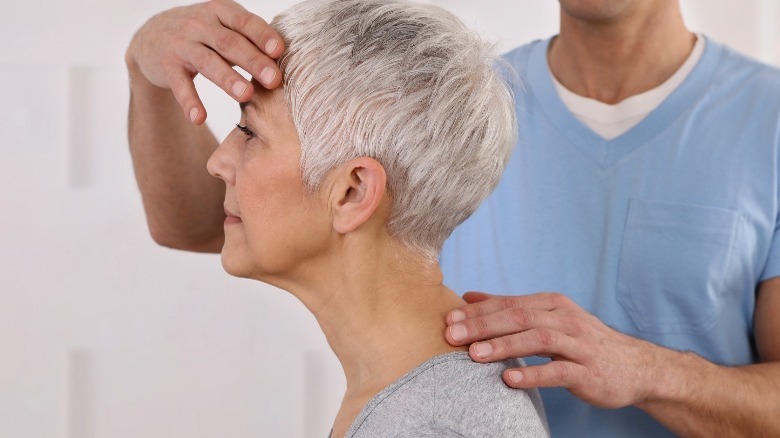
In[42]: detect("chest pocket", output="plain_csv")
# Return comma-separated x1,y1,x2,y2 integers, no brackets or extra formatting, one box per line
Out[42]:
617,199,740,334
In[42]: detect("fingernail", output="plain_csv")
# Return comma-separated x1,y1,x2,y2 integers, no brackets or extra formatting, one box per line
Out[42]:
259,66,277,86
189,107,199,123
449,324,467,342
473,343,493,359
265,39,279,54
507,370,523,384
232,81,247,98
450,310,466,323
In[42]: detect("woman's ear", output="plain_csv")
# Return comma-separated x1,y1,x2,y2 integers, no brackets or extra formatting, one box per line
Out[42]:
330,157,387,234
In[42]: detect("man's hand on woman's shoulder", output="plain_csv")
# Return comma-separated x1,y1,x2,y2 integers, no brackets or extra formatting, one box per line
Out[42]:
444,291,670,409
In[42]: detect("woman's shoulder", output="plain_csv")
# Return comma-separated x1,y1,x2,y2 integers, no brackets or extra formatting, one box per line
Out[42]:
347,351,549,437
428,352,549,436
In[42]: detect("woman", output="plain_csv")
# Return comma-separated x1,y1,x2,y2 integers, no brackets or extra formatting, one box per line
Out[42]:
206,0,548,436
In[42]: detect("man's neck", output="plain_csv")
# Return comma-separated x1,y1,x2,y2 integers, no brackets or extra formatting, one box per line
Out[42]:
549,1,695,104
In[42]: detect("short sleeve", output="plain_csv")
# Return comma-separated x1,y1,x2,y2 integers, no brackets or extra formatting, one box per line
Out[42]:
395,425,465,437
761,123,780,282
761,219,780,281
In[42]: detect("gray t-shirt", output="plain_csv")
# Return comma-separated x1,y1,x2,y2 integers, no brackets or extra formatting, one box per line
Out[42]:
338,351,549,437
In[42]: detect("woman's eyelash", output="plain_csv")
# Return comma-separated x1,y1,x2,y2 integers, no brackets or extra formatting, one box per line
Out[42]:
235,124,256,140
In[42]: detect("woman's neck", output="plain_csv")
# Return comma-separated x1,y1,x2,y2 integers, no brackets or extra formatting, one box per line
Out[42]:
319,281,466,394
270,238,467,396
322,277,466,438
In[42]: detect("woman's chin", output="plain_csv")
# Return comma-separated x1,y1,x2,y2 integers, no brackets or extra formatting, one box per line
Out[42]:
220,253,252,278
220,254,280,284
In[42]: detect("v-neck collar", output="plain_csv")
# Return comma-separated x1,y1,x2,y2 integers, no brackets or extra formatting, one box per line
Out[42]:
526,36,723,169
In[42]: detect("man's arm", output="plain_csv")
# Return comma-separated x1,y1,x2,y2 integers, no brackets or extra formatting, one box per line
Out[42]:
444,280,780,437
126,0,284,251
127,61,224,252
637,278,780,436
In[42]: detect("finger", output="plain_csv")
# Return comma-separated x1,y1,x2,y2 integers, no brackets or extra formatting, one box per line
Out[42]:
206,27,281,88
214,1,285,57
502,361,587,390
167,67,208,125
445,291,492,324
467,328,576,363
212,1,285,87
461,291,494,304
446,307,566,345
448,292,569,325
186,44,255,102
445,291,488,325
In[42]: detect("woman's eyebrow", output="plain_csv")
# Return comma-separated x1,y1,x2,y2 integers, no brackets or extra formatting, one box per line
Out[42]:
239,99,263,114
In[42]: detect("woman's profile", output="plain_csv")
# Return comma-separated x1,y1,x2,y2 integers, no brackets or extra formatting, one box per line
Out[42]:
205,0,549,436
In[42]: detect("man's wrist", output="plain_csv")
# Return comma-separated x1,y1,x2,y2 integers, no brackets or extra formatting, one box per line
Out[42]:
125,47,170,95
636,346,716,410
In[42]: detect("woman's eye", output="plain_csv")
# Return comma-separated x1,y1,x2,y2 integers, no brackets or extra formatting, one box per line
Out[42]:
235,124,256,141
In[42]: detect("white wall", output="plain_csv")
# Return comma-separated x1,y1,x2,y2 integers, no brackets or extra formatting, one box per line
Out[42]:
1,1,777,437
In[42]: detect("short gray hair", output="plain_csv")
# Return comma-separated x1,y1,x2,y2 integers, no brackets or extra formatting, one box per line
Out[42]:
272,0,516,260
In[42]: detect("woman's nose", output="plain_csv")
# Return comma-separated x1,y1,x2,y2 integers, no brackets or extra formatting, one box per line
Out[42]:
206,141,235,184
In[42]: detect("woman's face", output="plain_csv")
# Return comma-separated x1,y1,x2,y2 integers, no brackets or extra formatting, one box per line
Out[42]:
207,86,332,282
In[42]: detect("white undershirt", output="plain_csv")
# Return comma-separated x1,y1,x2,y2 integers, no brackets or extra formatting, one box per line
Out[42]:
552,34,705,140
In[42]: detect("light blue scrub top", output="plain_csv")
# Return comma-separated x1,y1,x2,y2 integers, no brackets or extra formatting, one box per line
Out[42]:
441,36,780,437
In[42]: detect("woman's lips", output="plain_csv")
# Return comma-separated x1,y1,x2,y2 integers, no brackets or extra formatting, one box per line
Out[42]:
224,208,242,225
225,215,242,225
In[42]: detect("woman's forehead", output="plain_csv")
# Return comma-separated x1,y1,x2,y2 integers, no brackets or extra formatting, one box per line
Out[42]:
241,82,287,116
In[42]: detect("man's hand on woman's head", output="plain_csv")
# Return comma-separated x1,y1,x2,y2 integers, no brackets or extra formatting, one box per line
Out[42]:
125,0,285,125
444,291,670,410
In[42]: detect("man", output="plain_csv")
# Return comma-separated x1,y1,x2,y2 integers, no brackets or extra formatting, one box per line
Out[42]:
126,0,780,436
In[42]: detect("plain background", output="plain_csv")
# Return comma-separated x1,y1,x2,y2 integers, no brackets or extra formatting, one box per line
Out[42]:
1,1,779,437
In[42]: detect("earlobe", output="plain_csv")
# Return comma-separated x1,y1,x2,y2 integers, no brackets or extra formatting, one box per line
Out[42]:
331,157,387,234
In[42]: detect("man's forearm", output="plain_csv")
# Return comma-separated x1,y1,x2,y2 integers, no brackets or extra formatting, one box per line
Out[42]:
127,58,225,252
639,349,780,437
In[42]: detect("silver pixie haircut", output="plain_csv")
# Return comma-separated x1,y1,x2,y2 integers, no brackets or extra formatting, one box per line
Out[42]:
272,0,516,260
